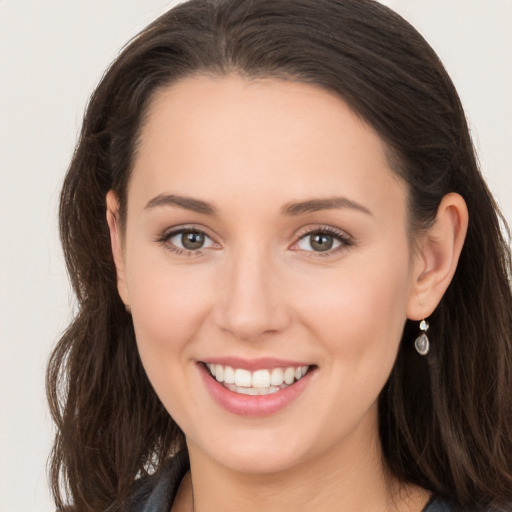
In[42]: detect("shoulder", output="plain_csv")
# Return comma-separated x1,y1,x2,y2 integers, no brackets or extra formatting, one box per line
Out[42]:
126,451,190,512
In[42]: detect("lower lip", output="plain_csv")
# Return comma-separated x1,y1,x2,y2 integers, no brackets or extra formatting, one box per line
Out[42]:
198,364,314,417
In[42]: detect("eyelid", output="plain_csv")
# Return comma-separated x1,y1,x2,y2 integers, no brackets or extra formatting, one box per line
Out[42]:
155,223,352,257
290,225,353,255
156,224,221,254
169,230,216,250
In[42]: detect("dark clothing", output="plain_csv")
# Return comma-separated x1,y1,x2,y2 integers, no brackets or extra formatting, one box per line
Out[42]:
424,495,455,512
127,451,190,512
127,451,454,512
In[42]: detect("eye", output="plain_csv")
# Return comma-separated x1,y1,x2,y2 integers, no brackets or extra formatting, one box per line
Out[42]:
294,228,352,254
165,229,216,252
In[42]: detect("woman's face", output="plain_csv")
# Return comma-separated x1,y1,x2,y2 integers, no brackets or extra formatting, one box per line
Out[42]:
110,74,421,474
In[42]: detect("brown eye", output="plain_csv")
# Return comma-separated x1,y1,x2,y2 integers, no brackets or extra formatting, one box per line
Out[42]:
309,233,334,251
296,229,350,253
167,229,214,252
181,231,205,250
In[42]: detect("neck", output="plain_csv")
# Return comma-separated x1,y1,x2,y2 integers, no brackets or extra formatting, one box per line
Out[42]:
176,421,429,512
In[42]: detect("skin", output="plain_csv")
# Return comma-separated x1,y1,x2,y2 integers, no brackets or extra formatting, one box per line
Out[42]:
107,74,468,512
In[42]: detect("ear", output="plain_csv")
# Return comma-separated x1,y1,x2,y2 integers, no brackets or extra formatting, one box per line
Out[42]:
106,190,130,308
407,193,468,320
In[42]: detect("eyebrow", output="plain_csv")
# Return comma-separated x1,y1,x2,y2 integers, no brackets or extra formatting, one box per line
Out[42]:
144,194,217,215
144,193,372,217
281,197,373,216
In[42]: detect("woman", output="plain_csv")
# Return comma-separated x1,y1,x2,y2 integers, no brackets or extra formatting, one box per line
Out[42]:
46,0,512,511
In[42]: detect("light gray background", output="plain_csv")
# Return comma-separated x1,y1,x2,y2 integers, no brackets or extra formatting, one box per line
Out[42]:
1,1,510,511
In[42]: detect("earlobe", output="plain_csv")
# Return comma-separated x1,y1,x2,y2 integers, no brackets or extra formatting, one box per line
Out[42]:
407,193,468,320
106,190,130,308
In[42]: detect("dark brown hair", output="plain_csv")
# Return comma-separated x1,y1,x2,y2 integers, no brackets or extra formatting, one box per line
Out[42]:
47,1,512,510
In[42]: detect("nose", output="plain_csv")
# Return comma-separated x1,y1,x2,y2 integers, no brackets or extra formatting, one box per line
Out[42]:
214,248,291,342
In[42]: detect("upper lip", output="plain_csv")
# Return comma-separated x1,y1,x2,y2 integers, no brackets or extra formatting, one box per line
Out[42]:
199,357,314,371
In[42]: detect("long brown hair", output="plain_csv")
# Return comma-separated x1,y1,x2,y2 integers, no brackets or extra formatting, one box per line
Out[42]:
47,1,512,510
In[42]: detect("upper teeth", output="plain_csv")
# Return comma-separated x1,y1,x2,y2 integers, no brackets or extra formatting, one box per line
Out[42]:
206,364,309,388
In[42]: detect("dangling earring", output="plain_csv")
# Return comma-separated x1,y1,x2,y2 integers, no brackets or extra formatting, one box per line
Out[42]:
414,319,430,355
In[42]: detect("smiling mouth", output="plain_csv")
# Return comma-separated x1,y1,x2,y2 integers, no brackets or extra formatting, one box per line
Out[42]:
204,363,314,396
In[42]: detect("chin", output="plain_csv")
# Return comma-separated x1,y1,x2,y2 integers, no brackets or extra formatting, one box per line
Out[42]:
187,425,314,475
216,447,306,475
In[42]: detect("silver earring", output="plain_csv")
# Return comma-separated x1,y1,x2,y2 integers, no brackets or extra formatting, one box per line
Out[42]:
414,319,430,355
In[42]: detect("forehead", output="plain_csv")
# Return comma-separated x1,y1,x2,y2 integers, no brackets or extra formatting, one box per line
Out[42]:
129,73,405,219
138,74,382,162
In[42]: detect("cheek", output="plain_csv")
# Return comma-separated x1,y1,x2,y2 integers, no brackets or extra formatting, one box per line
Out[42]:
125,258,218,426
125,250,215,373
290,250,412,433
297,247,412,366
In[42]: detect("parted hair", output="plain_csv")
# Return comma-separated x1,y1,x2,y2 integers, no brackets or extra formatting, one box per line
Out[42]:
47,1,512,510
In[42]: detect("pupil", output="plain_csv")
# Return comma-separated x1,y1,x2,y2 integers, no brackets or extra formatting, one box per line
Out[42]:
311,233,333,251
182,231,204,250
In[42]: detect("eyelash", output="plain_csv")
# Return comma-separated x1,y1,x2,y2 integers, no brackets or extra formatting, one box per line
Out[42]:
156,225,353,257
293,226,353,257
156,226,215,257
